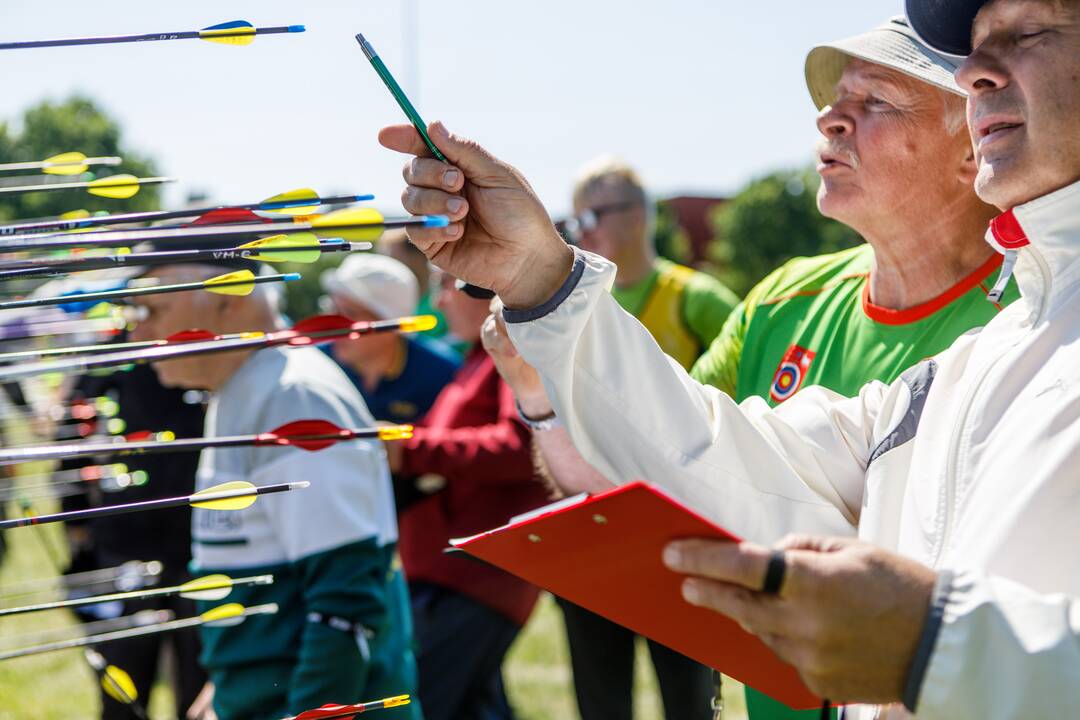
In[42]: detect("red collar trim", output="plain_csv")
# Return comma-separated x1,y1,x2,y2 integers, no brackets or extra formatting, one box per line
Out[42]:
861,253,1004,326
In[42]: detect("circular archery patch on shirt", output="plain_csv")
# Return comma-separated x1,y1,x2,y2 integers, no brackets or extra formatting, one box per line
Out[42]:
770,345,816,404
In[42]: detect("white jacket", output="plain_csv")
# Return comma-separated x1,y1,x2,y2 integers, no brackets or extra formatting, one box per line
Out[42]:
504,178,1080,719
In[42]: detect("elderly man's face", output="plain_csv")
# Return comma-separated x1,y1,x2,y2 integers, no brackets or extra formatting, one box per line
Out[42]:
958,0,1080,208
815,60,972,229
328,293,400,369
128,267,225,389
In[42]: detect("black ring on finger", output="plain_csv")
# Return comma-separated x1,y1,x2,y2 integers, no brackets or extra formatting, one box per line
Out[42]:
762,550,786,595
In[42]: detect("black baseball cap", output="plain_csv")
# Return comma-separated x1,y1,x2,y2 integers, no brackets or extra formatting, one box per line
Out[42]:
905,0,988,56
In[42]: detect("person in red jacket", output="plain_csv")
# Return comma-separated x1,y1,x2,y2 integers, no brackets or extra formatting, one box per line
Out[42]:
384,270,549,720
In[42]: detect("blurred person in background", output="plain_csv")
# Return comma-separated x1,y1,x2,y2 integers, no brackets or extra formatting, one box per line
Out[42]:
127,252,417,720
378,230,460,351
381,271,548,720
59,361,207,720
320,253,460,510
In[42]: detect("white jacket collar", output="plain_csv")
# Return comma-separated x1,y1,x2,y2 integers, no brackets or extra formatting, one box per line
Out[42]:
984,177,1080,318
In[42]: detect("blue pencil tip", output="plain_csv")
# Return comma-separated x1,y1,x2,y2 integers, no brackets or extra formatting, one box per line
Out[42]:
284,273,302,281
288,25,306,33
424,215,450,228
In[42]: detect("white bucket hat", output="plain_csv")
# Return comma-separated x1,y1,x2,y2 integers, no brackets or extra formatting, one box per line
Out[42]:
805,16,964,111
320,253,419,320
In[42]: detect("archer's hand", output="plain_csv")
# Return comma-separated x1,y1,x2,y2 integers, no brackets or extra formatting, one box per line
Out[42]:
663,535,937,704
379,121,575,309
481,303,551,417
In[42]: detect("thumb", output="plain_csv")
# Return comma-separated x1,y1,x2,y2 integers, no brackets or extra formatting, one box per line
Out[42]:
428,121,512,182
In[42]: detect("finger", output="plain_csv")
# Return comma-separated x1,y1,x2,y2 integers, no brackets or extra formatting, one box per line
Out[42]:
406,225,462,253
401,186,469,221
405,157,465,193
664,539,773,591
775,533,856,554
378,124,431,157
681,578,786,635
426,122,513,182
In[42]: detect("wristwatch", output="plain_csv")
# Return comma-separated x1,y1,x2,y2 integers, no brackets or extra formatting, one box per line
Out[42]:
515,401,561,432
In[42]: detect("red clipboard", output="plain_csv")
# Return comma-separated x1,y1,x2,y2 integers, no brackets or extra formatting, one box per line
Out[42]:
450,481,821,709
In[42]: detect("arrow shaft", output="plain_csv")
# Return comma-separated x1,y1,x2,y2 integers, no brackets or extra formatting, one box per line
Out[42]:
0,574,272,617
0,273,296,307
0,604,278,661
0,156,120,173
0,177,172,196
0,216,429,252
0,483,298,528
0,562,162,601
0,317,416,382
0,27,297,51
0,194,373,236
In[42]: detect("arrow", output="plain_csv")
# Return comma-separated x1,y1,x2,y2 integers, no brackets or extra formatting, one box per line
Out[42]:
0,602,279,661
0,315,124,342
0,419,414,465
0,20,305,51
0,480,309,528
0,237,361,281
0,610,174,655
0,560,163,601
0,208,448,252
49,415,127,441
0,189,374,236
0,269,301,305
0,466,147,503
84,649,148,720
289,695,413,719
0,174,174,199
0,573,273,617
0,313,438,381
0,152,122,176
0,330,248,364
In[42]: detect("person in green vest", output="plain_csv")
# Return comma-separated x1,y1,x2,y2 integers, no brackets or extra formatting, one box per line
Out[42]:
475,17,1017,720
543,156,739,720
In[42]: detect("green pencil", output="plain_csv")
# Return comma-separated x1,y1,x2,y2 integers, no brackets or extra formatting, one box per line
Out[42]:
356,32,448,162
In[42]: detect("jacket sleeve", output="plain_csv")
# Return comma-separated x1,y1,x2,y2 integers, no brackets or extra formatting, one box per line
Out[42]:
503,249,898,543
910,568,1080,718
398,379,534,485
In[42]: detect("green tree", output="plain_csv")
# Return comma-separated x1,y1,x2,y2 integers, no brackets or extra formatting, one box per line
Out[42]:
0,96,161,222
707,167,861,297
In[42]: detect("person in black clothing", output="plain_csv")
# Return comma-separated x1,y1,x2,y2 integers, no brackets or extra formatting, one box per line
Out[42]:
61,361,207,720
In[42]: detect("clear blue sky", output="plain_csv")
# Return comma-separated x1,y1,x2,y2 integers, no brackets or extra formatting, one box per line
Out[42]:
1,0,902,217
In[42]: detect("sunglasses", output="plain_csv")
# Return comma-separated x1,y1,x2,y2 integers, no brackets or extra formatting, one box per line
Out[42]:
562,201,642,244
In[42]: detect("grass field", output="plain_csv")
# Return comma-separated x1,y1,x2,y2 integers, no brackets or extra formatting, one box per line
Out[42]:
0,492,748,720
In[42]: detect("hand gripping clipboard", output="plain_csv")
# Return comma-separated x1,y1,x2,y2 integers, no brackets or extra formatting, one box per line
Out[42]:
449,481,822,709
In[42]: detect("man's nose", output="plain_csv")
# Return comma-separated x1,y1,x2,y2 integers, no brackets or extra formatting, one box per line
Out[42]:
817,103,854,138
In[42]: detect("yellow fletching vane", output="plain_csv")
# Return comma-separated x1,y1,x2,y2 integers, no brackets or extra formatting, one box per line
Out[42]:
200,602,246,626
60,209,90,220
310,208,385,242
384,695,412,708
377,425,414,442
238,233,321,264
190,480,258,510
88,174,141,199
199,22,256,46
101,665,138,704
43,152,88,176
204,270,256,297
180,574,235,601
397,315,438,334
261,187,319,216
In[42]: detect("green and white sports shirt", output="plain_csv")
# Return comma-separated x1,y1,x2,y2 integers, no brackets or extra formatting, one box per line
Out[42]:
690,243,1018,719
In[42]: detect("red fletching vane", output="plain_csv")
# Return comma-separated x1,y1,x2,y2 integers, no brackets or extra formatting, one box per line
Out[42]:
290,314,355,335
256,419,351,452
189,207,268,226
295,704,360,720
166,329,217,343
124,430,155,442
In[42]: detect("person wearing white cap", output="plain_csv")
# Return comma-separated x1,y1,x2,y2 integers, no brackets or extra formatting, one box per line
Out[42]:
321,253,460,434
379,1,1080,717
479,15,1017,720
